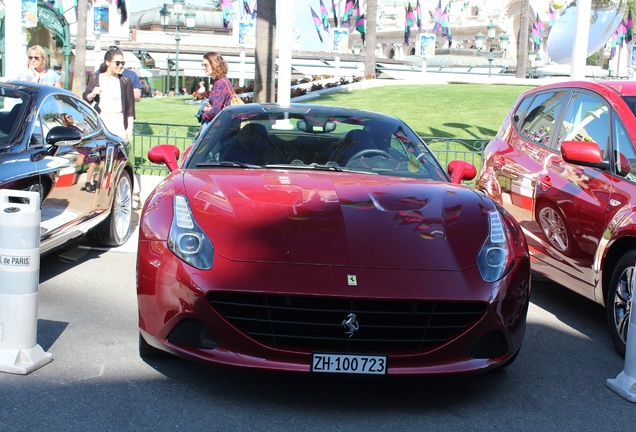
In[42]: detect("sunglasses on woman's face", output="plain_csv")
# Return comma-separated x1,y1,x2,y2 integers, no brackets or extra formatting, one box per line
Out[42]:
114,61,126,67
28,56,42,60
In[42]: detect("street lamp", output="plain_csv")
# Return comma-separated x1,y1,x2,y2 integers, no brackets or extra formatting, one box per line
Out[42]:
474,26,496,77
474,30,484,51
352,40,364,75
528,49,536,78
499,31,510,56
535,54,543,78
160,0,196,95
486,20,496,78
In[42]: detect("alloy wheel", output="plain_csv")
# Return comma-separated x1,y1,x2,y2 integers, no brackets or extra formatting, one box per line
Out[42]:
538,205,569,252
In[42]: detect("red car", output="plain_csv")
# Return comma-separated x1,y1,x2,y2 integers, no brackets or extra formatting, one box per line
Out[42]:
476,80,636,355
137,103,530,376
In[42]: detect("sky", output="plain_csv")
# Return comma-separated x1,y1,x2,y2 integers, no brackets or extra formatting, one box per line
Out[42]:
129,0,331,52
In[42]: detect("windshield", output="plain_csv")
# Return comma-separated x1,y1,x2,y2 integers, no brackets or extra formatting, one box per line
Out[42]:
0,92,29,149
186,107,448,181
622,96,636,118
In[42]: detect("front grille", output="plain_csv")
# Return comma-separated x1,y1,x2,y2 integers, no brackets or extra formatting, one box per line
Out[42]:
209,292,487,354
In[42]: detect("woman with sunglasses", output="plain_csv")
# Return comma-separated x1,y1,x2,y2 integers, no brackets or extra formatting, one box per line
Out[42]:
83,47,135,142
199,52,234,123
17,45,62,87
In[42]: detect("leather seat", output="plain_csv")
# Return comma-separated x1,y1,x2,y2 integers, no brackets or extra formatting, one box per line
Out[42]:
223,123,284,165
0,104,22,134
329,129,377,165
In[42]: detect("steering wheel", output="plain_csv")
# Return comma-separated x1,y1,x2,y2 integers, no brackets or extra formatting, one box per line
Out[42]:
346,149,393,166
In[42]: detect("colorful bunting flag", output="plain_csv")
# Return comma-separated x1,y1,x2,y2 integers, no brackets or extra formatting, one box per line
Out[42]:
319,0,330,32
535,13,546,34
309,5,324,43
609,19,630,61
243,0,251,17
355,1,365,43
356,14,366,43
342,0,355,27
610,30,619,60
618,19,628,45
439,5,452,47
221,0,232,31
431,0,442,34
404,3,416,44
627,10,633,44
331,0,339,28
416,0,422,31
548,5,555,35
532,21,541,52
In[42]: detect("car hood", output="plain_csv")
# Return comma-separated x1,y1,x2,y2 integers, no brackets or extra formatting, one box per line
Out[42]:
181,169,490,271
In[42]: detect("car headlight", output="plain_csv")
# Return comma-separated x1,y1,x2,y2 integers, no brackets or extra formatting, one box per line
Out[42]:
477,210,512,282
168,194,214,270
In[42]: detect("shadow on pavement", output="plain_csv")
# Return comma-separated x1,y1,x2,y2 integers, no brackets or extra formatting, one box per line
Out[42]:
39,246,111,284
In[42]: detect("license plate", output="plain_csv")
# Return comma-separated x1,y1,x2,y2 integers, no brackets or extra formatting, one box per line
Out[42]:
311,353,387,375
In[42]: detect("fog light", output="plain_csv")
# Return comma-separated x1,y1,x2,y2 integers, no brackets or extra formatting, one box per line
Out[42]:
167,319,217,349
470,331,508,359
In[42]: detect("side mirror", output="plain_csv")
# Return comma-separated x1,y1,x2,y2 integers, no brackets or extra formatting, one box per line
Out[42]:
616,152,633,177
45,126,82,145
447,160,477,184
561,140,609,170
148,144,181,172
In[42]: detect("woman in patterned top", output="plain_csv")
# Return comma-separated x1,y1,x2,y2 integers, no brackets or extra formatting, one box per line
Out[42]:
200,52,233,123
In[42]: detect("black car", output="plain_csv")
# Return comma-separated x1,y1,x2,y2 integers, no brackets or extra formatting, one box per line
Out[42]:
0,80,134,253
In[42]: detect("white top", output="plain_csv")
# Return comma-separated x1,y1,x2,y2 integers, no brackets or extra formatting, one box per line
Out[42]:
98,74,123,115
98,74,126,139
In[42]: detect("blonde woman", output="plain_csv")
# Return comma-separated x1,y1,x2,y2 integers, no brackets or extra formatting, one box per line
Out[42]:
83,47,135,142
17,45,62,87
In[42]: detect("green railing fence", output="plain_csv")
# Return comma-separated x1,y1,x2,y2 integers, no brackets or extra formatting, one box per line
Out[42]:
132,122,199,176
132,122,489,182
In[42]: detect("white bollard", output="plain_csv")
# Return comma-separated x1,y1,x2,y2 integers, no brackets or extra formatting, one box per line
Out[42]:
606,260,636,402
0,190,53,374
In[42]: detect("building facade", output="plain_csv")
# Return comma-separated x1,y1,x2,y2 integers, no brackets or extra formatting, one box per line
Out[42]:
0,1,627,90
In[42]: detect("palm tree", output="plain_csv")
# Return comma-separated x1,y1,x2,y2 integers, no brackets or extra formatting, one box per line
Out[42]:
516,0,529,79
71,0,89,96
254,0,277,102
364,0,377,78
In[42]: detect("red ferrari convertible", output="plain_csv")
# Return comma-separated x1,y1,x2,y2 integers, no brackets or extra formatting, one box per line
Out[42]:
137,103,530,376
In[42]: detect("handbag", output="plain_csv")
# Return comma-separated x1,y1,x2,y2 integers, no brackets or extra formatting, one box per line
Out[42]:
227,77,244,106
230,92,244,106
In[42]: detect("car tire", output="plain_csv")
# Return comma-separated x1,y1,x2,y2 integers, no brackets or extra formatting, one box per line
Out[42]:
536,202,573,255
139,333,167,358
87,170,133,247
606,250,633,356
16,179,49,204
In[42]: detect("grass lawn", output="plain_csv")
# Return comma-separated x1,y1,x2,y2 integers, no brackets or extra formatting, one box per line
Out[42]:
134,83,533,140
